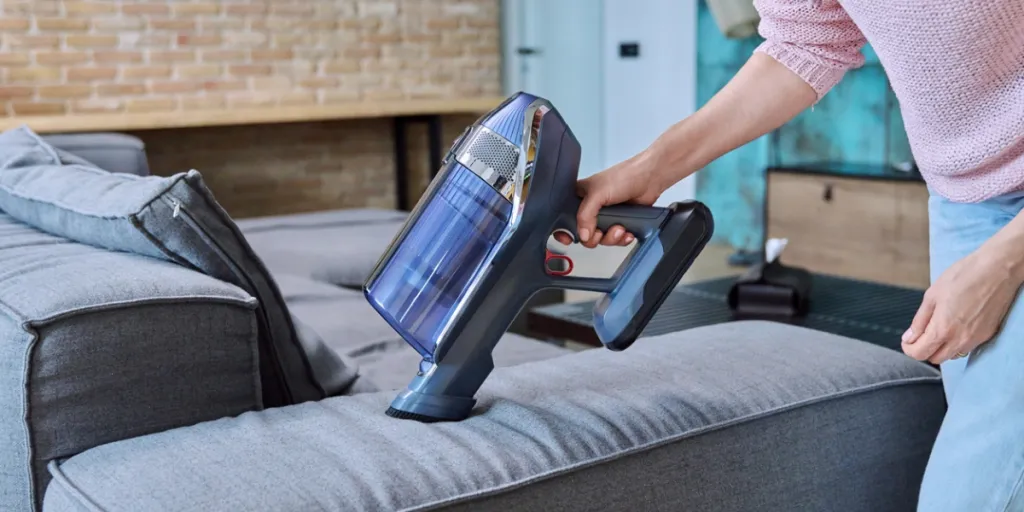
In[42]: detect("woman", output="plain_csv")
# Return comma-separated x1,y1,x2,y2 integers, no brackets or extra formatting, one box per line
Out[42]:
557,1,1024,509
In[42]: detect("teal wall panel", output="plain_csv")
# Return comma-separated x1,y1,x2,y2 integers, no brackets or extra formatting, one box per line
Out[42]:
696,64,771,250
694,3,768,250
693,1,911,250
772,64,889,166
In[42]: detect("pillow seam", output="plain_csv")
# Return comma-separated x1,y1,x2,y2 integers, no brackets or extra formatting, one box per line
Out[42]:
27,295,260,329
19,125,62,165
0,172,180,220
45,460,107,512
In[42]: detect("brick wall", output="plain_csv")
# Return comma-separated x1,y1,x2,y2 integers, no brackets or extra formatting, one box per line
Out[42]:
131,115,478,217
0,0,502,217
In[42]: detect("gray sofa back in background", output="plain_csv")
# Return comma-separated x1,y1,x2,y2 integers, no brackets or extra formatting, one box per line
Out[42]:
40,132,151,177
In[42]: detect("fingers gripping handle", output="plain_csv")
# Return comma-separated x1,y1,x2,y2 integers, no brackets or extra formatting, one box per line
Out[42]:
547,200,668,294
559,195,668,246
551,201,714,351
594,204,668,241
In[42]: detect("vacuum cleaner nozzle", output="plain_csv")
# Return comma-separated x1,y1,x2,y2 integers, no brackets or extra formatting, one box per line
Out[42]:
364,92,714,422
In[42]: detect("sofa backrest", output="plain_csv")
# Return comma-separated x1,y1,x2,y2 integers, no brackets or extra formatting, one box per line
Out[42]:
40,133,151,177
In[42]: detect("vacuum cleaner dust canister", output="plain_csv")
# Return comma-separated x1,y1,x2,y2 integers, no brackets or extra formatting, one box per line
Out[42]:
363,94,542,361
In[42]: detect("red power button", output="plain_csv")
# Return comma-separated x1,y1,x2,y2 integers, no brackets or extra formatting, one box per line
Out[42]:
544,249,573,276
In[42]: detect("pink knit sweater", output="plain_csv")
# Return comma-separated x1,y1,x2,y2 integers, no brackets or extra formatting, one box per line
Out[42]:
754,0,1024,203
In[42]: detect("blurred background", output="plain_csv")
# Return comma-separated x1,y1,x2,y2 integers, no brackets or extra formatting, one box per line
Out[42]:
0,0,921,288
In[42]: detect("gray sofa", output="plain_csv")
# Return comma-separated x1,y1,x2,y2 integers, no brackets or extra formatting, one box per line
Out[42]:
0,128,947,511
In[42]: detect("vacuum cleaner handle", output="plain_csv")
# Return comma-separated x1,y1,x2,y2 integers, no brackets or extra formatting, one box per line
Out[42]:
592,203,669,240
551,200,714,351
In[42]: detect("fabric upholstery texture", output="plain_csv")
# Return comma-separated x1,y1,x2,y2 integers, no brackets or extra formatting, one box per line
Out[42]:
43,322,946,512
236,208,407,232
270,273,572,391
237,209,407,288
353,334,572,391
0,126,352,406
0,213,262,512
272,273,362,303
286,295,399,355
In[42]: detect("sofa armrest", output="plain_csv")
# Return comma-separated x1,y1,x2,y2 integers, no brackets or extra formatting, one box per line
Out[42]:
43,321,945,512
0,213,262,512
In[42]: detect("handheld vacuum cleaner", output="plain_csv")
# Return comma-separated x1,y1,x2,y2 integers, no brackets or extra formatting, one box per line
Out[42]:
364,92,714,422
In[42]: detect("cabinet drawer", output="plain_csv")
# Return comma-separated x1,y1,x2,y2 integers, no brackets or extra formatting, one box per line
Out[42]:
765,173,930,289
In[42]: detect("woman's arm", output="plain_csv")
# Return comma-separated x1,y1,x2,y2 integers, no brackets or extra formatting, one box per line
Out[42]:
643,53,819,192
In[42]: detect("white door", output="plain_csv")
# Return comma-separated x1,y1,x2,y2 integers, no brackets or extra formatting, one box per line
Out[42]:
502,0,606,179
603,0,698,206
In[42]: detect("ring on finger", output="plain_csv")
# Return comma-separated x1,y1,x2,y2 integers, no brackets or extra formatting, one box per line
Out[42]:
953,351,968,359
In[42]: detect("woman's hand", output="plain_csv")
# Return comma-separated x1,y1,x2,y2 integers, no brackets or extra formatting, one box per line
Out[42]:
553,151,667,248
902,242,1024,364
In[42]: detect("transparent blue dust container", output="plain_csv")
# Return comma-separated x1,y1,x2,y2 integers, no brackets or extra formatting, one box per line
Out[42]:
364,163,512,360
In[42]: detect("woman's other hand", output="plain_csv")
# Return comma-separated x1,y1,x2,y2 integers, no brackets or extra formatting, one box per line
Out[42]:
902,242,1024,364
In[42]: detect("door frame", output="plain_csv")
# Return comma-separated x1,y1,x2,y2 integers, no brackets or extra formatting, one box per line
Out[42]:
499,0,523,95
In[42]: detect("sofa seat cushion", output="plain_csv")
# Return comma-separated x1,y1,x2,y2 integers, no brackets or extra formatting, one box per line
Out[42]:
286,294,399,355
272,273,363,303
43,322,945,512
0,126,351,407
236,208,407,232
0,213,262,512
237,208,406,288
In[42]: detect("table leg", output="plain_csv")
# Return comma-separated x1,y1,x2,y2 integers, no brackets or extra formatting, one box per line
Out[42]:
392,115,447,211
392,117,409,211
426,115,443,178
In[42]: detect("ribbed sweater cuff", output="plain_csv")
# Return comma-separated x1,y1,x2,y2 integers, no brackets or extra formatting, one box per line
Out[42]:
755,41,849,100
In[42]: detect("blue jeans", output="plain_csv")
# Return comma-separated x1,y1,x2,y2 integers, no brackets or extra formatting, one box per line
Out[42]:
917,190,1024,511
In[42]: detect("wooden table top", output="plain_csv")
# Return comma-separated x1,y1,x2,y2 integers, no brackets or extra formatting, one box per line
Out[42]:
0,97,505,134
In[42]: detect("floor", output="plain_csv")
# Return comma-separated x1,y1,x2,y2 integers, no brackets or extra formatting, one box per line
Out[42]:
560,242,744,303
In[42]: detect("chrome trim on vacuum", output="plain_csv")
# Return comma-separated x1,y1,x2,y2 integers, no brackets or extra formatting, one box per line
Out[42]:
509,99,550,226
